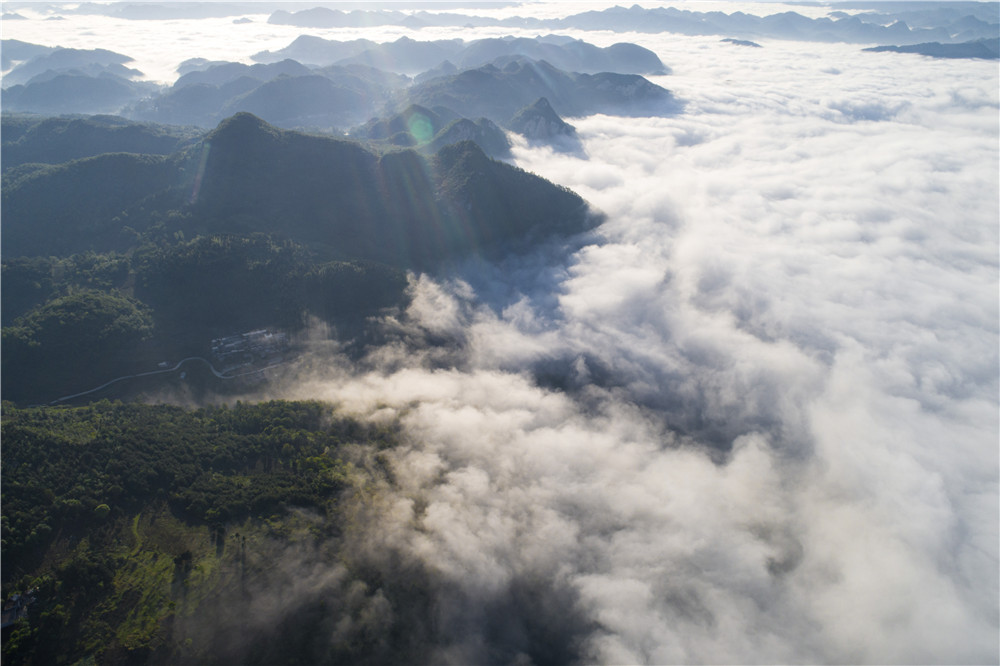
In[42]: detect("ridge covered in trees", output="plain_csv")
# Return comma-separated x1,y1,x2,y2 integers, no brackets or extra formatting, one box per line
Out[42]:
1,114,204,168
1,113,593,403
1,400,411,665
3,112,592,264
1,234,408,403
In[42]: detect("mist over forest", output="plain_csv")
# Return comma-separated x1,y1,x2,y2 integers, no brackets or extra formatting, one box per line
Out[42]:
1,1,998,664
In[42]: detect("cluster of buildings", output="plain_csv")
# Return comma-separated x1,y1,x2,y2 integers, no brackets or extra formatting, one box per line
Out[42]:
211,329,289,368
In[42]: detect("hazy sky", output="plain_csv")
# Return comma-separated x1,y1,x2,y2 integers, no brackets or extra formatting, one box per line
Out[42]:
4,2,997,663
3,1,855,82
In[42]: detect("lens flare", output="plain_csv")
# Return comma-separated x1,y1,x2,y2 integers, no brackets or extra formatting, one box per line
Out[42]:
189,141,211,204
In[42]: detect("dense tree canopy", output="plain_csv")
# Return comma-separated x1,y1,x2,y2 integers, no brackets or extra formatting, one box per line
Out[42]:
2,290,154,403
1,234,408,403
1,400,403,665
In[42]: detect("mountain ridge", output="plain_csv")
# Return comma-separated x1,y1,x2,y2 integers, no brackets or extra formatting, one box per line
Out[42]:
3,112,596,268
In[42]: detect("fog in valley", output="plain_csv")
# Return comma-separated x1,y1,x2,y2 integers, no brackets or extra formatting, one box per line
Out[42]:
283,39,998,663
2,1,997,663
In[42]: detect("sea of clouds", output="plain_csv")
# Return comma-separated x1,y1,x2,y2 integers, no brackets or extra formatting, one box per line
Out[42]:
5,3,998,663
284,30,998,664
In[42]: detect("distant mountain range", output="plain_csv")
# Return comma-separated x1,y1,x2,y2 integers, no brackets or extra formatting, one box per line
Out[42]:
1,44,159,114
253,34,669,75
1,36,678,139
864,36,999,58
541,4,997,43
265,4,999,45
1,39,54,71
2,73,159,115
349,91,585,157
397,58,679,125
125,60,407,130
3,2,994,46
721,38,763,48
127,54,676,135
2,46,139,86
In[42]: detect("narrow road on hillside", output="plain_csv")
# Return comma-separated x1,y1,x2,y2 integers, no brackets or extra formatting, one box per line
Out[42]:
49,356,274,405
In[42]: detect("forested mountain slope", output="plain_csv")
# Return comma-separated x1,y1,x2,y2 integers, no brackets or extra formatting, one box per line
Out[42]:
1,114,204,168
3,112,592,265
1,400,427,666
1,112,595,403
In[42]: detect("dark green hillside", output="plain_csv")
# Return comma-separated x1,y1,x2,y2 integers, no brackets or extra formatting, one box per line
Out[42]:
2,113,591,267
1,236,407,403
190,112,383,251
1,113,591,402
2,399,574,665
132,234,407,338
1,152,184,257
3,252,130,323
0,113,39,143
0,400,408,666
2,291,154,404
434,140,588,243
1,114,204,168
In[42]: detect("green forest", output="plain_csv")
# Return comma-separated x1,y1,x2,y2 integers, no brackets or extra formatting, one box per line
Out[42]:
1,235,408,403
1,399,419,665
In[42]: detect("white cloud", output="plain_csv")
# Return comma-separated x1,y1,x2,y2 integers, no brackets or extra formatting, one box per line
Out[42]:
281,32,999,664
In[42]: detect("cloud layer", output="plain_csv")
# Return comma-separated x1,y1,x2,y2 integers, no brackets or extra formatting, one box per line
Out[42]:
277,33,998,664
